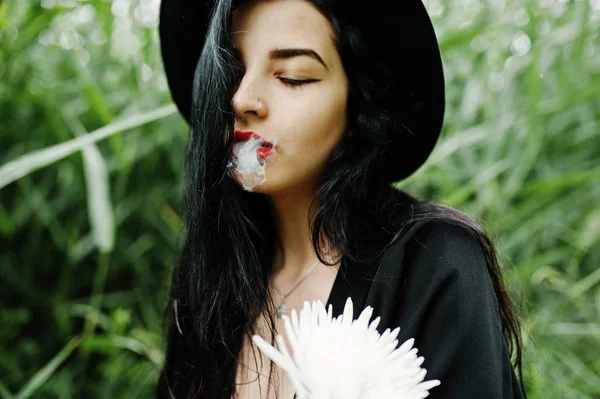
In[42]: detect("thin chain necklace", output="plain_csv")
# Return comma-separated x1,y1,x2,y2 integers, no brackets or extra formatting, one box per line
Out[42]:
271,258,320,318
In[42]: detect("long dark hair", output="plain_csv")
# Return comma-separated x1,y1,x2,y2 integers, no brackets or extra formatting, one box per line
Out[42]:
156,0,525,397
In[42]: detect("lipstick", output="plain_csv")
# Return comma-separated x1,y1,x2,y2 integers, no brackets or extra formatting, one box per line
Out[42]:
256,147,274,159
234,131,274,148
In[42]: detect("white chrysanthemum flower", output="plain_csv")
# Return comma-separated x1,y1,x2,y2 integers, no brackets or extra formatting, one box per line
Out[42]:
252,297,440,399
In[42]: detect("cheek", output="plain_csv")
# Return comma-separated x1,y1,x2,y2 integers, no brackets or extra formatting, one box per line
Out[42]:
312,96,347,152
289,92,348,153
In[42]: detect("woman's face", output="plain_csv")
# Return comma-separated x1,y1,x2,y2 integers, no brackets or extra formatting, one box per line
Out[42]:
230,0,348,195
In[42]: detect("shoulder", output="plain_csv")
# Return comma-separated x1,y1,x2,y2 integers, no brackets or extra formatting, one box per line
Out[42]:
365,218,504,350
376,218,494,303
407,219,488,275
374,191,489,276
371,218,502,335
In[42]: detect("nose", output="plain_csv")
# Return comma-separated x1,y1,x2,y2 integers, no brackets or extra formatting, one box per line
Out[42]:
232,75,266,120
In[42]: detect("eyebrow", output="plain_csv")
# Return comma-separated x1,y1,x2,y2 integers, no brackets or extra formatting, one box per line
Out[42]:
232,46,328,70
269,48,328,70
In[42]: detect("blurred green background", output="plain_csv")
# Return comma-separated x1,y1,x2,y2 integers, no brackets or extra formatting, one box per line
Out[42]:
1,0,599,397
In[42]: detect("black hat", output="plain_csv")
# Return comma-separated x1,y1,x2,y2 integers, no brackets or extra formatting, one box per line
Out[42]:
159,0,445,182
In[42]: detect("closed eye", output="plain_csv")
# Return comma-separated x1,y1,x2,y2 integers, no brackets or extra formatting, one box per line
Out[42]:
278,77,320,87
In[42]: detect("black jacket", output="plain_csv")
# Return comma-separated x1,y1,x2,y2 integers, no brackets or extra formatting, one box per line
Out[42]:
293,219,524,398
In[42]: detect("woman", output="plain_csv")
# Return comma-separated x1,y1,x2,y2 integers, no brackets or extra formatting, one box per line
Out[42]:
157,0,526,398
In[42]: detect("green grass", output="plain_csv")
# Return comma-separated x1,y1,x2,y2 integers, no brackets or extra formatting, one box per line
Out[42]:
1,0,599,397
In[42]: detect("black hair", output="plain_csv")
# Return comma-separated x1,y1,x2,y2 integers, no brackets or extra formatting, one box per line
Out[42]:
156,0,525,397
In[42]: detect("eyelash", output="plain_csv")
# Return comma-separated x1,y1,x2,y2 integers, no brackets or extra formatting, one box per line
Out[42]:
278,77,319,87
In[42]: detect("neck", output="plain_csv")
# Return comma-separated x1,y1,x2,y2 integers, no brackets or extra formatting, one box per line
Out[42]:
268,188,320,281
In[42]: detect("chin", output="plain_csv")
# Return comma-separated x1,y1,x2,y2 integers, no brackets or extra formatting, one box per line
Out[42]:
235,178,280,195
234,171,301,196
232,158,317,195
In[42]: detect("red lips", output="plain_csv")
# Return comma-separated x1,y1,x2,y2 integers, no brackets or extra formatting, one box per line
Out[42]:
232,130,275,160
234,131,273,148
256,147,273,159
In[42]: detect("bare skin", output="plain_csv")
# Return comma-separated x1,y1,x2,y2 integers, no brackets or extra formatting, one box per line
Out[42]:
230,0,348,397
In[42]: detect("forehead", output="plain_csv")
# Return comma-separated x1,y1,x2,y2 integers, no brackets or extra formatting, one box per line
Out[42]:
231,0,336,60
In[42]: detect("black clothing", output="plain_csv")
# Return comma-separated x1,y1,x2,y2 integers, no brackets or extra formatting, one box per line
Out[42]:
294,218,524,398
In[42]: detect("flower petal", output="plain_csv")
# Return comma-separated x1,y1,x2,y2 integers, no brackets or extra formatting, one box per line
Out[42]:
251,335,293,371
341,297,353,327
368,316,381,331
354,305,373,329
